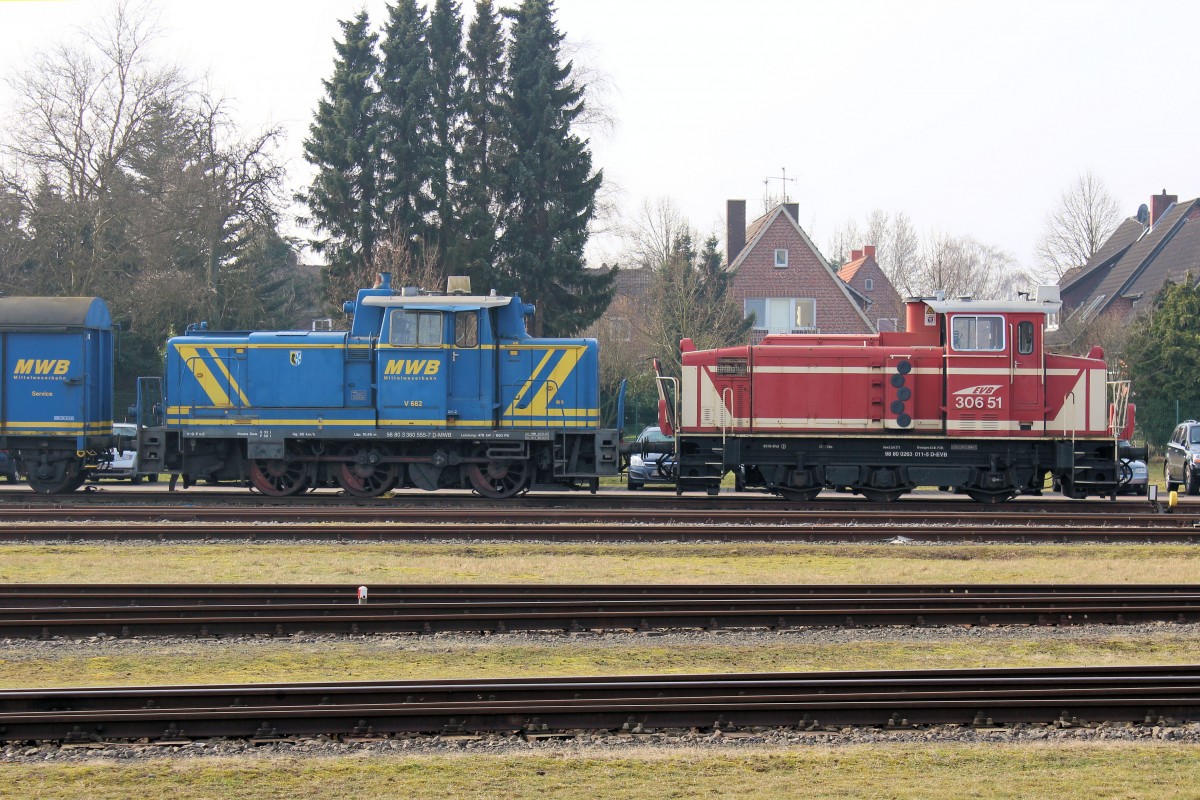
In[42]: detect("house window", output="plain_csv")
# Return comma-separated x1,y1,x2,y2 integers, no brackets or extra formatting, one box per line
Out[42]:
745,297,817,334
774,248,788,268
864,278,874,291
950,315,1005,352
608,316,632,342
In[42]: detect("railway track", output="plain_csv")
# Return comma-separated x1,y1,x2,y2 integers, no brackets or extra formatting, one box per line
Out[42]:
5,583,1200,638
0,484,1179,513
1,499,1199,544
0,520,1198,543
3,665,1197,742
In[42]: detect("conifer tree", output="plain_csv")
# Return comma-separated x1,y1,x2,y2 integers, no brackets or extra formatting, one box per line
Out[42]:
378,0,436,271
497,0,614,336
1124,276,1200,446
427,0,465,269
451,0,505,290
301,11,380,304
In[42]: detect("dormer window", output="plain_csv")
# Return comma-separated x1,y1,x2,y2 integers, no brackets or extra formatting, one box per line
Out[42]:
774,248,788,268
864,278,874,291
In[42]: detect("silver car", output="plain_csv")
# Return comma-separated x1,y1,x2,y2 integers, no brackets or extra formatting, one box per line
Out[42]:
93,423,157,484
1117,440,1148,495
626,426,675,490
1165,421,1200,494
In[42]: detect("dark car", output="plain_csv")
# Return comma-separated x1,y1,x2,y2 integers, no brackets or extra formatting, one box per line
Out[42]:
0,450,17,483
626,426,675,490
1165,421,1200,494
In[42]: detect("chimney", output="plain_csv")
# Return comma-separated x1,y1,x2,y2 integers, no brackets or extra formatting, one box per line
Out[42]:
1151,189,1177,227
783,202,799,222
726,199,746,267
863,245,876,260
851,249,863,261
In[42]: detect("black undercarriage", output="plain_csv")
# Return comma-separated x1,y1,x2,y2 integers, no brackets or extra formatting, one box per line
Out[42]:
674,434,1124,503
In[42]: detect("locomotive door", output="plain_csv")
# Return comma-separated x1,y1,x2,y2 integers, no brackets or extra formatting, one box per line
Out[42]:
446,310,493,425
1009,316,1044,431
378,309,447,427
945,313,1011,435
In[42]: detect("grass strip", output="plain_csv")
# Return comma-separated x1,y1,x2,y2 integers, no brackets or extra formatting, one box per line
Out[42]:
1,634,1197,688
3,743,1198,799
1,543,1199,584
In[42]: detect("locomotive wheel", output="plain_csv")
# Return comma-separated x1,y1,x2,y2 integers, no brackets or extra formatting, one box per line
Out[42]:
965,489,1015,504
468,457,531,499
336,450,400,498
249,459,308,497
777,487,821,502
25,458,85,494
859,488,905,503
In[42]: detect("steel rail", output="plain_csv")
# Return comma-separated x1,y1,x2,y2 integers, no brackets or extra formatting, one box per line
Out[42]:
1,522,1198,543
0,505,1196,527
2,665,1197,741
4,584,1200,637
6,582,1200,604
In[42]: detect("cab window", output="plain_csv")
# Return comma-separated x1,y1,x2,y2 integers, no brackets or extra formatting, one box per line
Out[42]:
454,311,478,348
950,315,1005,352
389,310,443,346
1017,321,1034,355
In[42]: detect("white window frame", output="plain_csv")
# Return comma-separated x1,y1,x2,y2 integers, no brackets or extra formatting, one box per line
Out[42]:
949,314,1006,352
744,297,817,334
774,248,788,268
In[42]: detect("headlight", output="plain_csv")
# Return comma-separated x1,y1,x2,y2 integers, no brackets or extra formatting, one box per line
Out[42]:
1192,454,1200,464
629,455,644,467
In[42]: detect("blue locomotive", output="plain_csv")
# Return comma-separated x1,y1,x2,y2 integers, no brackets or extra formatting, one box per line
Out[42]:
130,274,621,497
0,296,117,493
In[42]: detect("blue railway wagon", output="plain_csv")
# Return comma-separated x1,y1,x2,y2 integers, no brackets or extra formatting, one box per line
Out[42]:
0,297,116,493
135,275,620,497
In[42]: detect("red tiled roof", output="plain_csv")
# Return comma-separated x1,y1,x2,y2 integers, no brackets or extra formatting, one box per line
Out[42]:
837,257,867,283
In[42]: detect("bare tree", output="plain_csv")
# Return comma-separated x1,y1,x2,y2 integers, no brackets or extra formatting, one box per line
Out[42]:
1035,171,1123,282
825,218,861,267
620,197,692,271
4,1,185,203
915,232,1030,300
864,209,921,297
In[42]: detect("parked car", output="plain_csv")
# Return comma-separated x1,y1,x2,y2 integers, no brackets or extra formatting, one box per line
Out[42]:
0,450,17,483
626,426,676,490
1165,421,1200,494
1117,440,1148,495
93,423,157,483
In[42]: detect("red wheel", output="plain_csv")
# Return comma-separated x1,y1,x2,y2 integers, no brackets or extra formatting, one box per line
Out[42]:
249,459,308,497
336,449,399,498
468,457,531,499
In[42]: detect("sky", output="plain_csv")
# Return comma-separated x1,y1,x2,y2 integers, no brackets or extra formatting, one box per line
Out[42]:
1,0,1197,272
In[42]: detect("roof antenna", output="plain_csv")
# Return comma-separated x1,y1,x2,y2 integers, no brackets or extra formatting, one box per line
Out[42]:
762,167,797,212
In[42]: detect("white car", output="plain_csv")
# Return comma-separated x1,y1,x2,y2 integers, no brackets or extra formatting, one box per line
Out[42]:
94,423,156,483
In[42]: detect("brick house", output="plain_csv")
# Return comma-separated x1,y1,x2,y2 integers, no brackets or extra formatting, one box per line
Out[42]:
1060,190,1200,322
725,200,875,338
836,245,905,332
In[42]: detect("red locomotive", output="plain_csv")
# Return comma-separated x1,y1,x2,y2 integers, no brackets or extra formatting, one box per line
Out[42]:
655,287,1135,502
